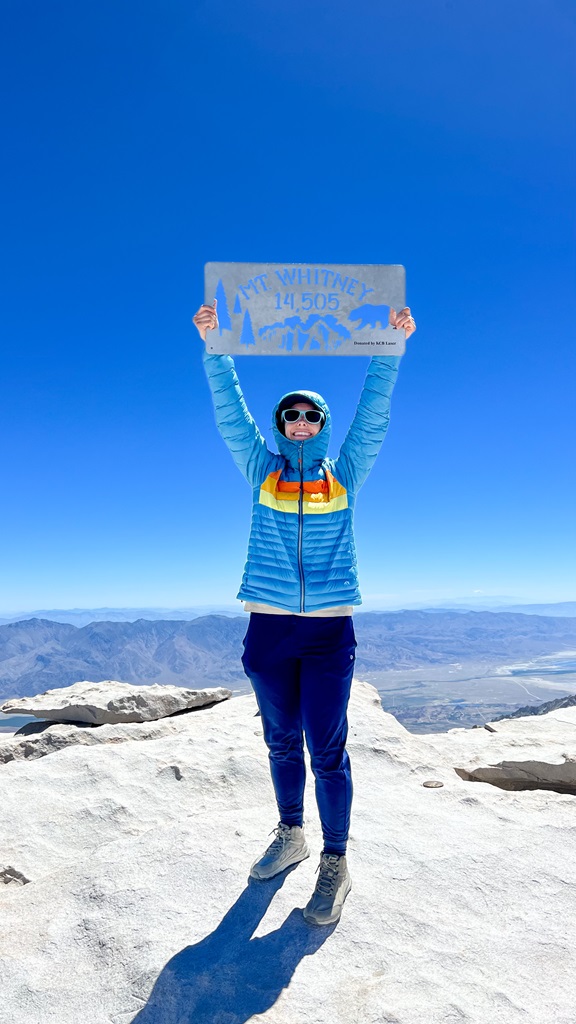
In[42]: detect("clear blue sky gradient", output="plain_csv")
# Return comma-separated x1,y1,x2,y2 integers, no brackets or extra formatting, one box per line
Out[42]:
2,0,575,610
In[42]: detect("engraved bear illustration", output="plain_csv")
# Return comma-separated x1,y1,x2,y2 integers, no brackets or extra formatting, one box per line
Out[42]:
348,304,391,330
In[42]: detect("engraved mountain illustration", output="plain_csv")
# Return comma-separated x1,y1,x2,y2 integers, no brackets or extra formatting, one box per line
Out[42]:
256,304,393,352
258,314,352,352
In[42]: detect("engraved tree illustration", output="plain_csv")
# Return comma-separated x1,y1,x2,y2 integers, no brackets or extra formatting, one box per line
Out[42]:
215,279,232,334
240,309,256,347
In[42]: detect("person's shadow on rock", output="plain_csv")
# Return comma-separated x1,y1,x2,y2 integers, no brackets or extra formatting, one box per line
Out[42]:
130,868,333,1024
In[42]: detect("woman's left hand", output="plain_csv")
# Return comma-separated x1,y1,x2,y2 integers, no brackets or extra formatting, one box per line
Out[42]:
389,307,416,339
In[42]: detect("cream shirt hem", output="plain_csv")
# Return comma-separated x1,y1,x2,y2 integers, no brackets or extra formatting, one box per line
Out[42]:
243,602,354,617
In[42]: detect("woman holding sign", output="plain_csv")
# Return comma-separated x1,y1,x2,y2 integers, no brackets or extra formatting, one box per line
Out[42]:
193,298,416,925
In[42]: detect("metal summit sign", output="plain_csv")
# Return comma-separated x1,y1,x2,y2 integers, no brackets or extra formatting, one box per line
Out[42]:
204,263,407,356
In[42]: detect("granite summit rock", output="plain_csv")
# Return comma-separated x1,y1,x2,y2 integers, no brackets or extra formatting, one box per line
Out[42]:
0,681,574,1023
0,679,231,725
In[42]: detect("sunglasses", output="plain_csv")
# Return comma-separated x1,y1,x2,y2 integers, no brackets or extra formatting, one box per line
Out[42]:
281,409,324,424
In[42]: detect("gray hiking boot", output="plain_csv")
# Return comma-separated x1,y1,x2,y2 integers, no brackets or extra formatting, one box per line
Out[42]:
250,823,310,880
303,853,352,925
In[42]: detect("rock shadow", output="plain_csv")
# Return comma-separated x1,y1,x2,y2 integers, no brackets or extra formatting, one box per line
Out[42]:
130,869,333,1024
14,719,91,736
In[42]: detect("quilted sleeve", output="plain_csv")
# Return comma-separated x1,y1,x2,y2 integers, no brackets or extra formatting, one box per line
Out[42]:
333,356,402,492
202,351,278,486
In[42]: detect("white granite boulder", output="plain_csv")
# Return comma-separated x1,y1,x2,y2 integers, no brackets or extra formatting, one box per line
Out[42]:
425,706,576,795
0,679,231,725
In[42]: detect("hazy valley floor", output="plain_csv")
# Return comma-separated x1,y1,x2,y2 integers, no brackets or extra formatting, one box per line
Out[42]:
225,654,576,734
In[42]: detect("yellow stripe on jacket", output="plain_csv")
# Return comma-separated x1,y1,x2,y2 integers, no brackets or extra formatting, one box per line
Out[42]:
259,470,348,514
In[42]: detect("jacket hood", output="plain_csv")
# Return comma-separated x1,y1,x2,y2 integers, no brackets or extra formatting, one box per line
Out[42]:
272,389,331,472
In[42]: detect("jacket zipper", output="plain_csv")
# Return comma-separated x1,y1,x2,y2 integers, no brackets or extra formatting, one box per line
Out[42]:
297,443,305,613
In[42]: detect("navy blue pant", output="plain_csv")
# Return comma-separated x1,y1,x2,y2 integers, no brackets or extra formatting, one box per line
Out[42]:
241,614,356,857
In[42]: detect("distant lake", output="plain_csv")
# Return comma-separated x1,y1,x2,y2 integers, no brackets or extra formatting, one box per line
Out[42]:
504,654,576,676
506,659,573,675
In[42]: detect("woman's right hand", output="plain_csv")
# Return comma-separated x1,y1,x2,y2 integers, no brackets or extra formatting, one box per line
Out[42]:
192,299,218,341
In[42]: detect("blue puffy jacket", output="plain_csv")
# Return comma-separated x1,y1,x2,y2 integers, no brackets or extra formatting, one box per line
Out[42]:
203,351,401,612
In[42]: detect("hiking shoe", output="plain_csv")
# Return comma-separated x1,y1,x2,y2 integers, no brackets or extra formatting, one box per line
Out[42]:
303,853,352,925
250,824,310,880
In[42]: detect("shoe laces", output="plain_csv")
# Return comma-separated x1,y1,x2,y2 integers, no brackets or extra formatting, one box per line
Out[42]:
266,823,292,854
315,854,340,896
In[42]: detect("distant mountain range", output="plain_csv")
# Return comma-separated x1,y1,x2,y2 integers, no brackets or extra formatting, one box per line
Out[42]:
0,606,241,628
1,610,576,704
0,601,575,628
353,609,576,669
494,692,576,721
434,602,576,617
0,616,247,702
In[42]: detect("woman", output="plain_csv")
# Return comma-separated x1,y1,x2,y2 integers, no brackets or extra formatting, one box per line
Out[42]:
193,299,416,925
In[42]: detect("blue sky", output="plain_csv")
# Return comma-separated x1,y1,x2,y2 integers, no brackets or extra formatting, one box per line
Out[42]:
1,0,575,612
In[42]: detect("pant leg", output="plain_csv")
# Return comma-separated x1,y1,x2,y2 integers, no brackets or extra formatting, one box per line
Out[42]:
298,616,356,856
241,614,305,827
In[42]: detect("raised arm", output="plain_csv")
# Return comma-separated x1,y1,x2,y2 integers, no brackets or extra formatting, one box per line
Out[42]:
333,355,401,492
194,301,278,486
333,306,415,492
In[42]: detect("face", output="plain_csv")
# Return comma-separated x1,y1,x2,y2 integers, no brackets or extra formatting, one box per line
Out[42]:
282,402,324,441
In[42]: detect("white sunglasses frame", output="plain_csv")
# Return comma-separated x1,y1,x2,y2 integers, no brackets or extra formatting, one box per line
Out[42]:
280,408,325,425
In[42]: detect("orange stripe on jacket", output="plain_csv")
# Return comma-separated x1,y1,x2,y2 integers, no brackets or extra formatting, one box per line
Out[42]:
259,470,348,513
